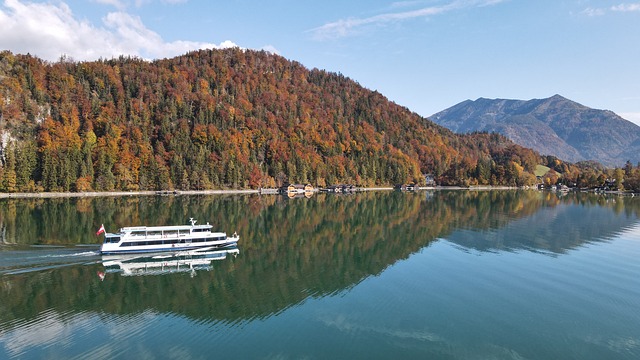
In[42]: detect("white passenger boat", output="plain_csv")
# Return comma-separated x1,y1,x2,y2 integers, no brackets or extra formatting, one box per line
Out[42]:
98,218,239,255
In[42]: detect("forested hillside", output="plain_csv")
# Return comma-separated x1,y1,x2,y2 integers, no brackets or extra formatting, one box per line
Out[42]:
0,48,558,192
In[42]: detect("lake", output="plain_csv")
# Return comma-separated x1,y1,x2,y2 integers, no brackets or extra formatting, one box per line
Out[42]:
1,190,639,359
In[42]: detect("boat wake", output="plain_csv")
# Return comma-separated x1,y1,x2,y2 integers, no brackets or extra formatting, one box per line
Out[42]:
49,250,101,258
0,247,102,275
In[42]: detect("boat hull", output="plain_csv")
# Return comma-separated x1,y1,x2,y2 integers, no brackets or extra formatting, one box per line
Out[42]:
100,236,239,255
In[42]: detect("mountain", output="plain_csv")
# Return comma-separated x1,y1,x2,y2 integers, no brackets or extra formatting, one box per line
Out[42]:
0,49,544,192
430,95,640,167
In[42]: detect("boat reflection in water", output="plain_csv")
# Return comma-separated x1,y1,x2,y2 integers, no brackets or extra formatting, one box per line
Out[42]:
101,247,240,277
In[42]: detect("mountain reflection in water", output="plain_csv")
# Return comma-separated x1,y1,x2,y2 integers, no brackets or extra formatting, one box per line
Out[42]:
0,190,639,360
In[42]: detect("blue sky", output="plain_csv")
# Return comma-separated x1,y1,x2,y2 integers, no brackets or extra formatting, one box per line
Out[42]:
1,0,639,125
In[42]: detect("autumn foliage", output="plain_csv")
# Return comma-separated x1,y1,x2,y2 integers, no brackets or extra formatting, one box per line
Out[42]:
0,49,549,192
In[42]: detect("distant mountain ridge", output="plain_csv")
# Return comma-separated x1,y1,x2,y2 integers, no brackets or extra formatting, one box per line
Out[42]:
430,95,640,166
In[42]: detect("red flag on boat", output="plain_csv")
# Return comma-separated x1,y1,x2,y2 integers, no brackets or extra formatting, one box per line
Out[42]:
96,224,105,236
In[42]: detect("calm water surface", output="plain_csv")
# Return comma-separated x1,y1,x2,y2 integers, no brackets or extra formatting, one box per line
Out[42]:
1,191,639,359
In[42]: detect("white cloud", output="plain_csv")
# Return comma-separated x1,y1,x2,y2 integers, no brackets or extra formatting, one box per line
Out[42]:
581,2,640,17
261,45,280,55
0,0,235,62
581,7,605,17
611,3,640,12
309,0,507,40
94,0,126,10
95,0,186,9
619,113,640,127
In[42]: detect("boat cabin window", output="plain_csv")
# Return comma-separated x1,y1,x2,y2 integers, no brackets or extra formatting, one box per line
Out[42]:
192,228,209,233
104,236,120,244
164,230,179,237
147,230,162,237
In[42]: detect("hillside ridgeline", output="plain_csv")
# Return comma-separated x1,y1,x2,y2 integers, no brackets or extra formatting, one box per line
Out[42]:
0,49,557,192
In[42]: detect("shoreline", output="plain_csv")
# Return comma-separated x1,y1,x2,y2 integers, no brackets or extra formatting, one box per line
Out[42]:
0,186,518,199
0,186,632,199
0,190,259,199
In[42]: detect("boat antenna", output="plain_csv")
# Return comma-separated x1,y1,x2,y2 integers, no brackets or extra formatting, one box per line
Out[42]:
190,218,197,226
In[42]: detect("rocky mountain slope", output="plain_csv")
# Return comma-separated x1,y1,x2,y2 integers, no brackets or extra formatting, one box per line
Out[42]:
430,95,640,166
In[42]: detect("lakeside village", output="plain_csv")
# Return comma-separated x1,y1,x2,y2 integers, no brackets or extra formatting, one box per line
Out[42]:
0,170,639,198
2,174,636,199
220,173,637,198
260,171,637,197
0,174,638,198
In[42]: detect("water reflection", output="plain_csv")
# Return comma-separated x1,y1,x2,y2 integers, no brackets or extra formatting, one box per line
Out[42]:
0,191,639,324
101,247,240,277
1,191,640,359
442,194,640,254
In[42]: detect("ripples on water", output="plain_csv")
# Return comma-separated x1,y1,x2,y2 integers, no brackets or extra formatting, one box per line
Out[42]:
410,223,640,359
1,192,640,359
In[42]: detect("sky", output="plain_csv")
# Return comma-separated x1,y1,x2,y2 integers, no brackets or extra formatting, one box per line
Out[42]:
1,0,639,125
